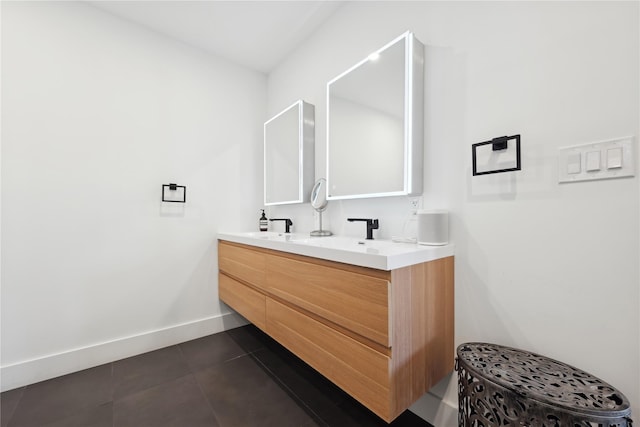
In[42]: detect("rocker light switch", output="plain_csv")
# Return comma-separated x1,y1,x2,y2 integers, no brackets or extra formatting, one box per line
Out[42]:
567,152,581,174
586,151,601,172
607,147,623,169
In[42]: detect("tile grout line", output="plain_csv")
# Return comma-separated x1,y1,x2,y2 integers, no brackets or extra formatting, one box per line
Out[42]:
249,350,330,427
176,343,223,427
1,386,26,427
110,362,115,427
223,328,331,426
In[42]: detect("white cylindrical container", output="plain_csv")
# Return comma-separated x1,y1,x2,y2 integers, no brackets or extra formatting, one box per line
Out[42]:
417,210,449,246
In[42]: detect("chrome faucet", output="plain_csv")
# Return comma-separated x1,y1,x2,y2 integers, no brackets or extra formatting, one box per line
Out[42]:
270,218,293,233
347,218,379,240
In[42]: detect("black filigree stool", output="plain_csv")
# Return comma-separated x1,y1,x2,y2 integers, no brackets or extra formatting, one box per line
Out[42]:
456,343,633,426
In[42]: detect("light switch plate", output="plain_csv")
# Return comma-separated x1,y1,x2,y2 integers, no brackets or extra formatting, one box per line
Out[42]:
567,152,581,174
607,147,623,169
558,136,635,183
585,151,601,172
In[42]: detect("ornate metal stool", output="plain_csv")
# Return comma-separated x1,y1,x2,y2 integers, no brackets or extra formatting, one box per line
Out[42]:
456,343,633,426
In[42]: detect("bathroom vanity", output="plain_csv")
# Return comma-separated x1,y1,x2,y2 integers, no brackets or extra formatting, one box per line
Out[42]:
217,232,454,422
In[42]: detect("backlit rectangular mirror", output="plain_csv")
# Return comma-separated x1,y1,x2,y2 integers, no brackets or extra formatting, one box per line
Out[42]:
264,100,315,206
326,31,424,200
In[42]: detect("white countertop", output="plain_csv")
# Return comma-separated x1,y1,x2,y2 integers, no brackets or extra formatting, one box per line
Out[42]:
217,231,454,271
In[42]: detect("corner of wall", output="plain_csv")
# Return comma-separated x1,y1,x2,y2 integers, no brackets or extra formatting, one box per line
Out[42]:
409,391,458,426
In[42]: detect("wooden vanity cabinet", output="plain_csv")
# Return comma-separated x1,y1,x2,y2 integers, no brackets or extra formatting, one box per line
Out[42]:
218,240,454,423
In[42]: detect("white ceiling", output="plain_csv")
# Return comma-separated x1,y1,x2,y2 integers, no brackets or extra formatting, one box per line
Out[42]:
90,1,344,73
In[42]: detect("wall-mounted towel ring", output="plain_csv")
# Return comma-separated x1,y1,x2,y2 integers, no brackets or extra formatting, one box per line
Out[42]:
472,134,521,176
162,183,186,203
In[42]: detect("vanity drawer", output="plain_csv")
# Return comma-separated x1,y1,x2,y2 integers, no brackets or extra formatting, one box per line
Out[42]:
265,254,390,347
218,242,266,290
219,274,266,330
266,299,390,419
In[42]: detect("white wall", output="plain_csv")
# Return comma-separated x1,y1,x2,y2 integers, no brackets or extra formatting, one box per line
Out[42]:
1,2,266,390
267,1,640,423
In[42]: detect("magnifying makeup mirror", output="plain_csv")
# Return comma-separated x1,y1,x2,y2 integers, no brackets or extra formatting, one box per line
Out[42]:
310,178,332,237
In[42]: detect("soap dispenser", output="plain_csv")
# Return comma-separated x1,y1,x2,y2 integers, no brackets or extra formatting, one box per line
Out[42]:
259,209,268,232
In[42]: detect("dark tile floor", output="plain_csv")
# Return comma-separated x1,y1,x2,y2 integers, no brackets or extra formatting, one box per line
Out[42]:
0,325,434,427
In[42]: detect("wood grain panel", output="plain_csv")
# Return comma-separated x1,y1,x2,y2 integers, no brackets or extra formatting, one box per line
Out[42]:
219,242,391,280
419,256,455,389
441,256,455,376
218,241,266,289
265,253,390,346
389,256,455,416
266,298,392,421
219,274,266,330
388,266,413,417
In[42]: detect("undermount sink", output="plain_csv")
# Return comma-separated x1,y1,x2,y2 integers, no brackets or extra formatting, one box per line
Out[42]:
240,231,293,241
217,231,453,270
289,236,399,251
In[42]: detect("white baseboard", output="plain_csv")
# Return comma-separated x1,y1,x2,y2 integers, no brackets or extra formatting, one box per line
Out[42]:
409,391,458,427
0,311,248,392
